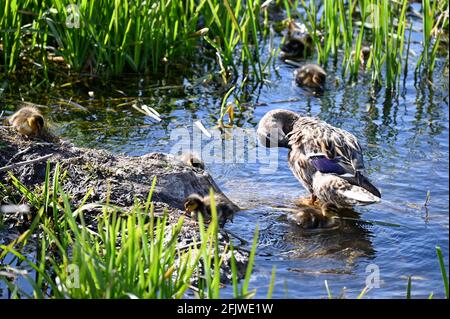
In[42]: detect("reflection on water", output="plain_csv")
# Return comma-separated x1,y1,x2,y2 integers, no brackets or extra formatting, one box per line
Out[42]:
1,22,449,301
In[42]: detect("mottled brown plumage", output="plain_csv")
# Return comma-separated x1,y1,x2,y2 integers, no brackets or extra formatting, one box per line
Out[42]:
287,205,340,230
178,152,205,170
280,21,313,60
257,109,381,208
294,64,326,91
9,107,45,137
183,193,239,227
351,46,371,69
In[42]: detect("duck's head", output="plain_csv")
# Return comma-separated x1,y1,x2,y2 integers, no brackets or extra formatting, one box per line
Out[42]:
179,152,205,170
183,194,205,215
294,64,326,91
28,114,45,136
351,46,371,68
257,109,300,149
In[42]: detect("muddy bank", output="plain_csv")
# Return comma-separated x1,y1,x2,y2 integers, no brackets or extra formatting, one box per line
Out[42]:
0,126,247,282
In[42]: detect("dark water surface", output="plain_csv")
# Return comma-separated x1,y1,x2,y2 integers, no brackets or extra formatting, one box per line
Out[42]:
1,12,448,299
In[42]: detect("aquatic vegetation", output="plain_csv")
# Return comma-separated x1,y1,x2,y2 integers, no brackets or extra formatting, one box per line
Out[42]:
288,0,448,88
416,0,449,76
0,0,274,82
0,163,270,298
1,0,447,90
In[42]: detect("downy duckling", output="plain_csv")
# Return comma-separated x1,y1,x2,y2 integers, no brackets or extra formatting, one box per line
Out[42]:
183,193,239,227
294,64,326,92
9,106,45,137
178,152,205,170
287,205,340,230
280,21,314,60
350,46,371,69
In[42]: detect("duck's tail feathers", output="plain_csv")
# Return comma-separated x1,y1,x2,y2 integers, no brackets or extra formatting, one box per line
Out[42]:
338,187,381,206
342,171,381,198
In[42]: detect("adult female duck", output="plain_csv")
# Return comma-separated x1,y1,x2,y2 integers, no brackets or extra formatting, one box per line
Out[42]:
257,109,381,208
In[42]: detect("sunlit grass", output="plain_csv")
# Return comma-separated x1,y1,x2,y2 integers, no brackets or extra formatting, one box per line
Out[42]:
288,0,448,89
0,162,273,298
0,0,274,82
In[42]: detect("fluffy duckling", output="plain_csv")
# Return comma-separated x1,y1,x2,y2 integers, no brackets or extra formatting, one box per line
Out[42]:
8,106,45,137
351,46,371,69
257,109,381,209
183,193,239,227
287,205,340,230
280,21,313,60
178,152,205,170
294,64,326,92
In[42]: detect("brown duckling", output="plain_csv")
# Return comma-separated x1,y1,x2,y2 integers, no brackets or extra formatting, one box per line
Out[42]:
287,204,340,230
294,64,326,91
178,152,205,170
280,22,314,60
280,36,313,60
8,106,45,137
280,21,324,61
183,193,239,227
350,46,371,69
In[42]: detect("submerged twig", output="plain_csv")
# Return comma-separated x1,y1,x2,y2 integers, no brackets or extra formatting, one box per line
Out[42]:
424,190,431,207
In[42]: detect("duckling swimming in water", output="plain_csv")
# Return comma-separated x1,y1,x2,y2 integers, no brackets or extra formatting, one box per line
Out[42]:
287,205,340,230
294,64,326,92
280,21,314,60
183,193,239,227
257,109,381,209
350,46,371,69
178,152,205,170
9,106,45,137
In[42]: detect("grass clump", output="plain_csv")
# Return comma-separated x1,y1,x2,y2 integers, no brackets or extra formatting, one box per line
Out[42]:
0,0,275,83
0,163,273,298
288,0,448,89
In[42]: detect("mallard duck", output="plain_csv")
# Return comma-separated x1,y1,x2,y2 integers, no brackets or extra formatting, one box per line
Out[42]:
9,106,45,137
178,152,205,170
183,193,239,227
280,21,313,60
294,64,326,92
257,109,381,208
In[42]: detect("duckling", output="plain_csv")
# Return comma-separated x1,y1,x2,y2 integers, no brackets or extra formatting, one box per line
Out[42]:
280,21,313,60
257,109,381,209
8,106,45,137
294,64,326,92
183,193,239,227
178,152,205,170
350,46,371,69
287,205,340,230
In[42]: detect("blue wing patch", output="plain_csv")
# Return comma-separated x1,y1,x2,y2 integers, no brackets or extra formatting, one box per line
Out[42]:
309,155,346,175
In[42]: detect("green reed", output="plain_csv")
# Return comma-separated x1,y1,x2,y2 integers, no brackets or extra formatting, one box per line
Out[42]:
0,0,24,73
416,0,449,76
0,0,274,83
0,163,272,298
291,0,446,89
